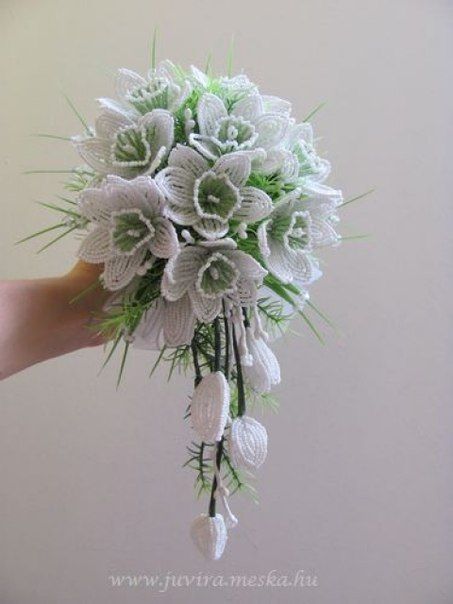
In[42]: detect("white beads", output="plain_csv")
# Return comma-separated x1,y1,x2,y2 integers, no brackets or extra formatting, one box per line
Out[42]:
244,327,281,393
190,513,227,561
191,372,230,443
229,416,268,471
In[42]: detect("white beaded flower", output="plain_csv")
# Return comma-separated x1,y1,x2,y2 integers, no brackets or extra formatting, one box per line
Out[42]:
190,513,227,561
259,122,331,186
229,416,268,471
243,327,281,393
77,175,179,290
190,67,259,100
161,239,267,322
191,372,230,443
189,91,290,161
132,296,196,349
74,104,174,178
156,145,273,240
257,191,318,285
115,60,192,114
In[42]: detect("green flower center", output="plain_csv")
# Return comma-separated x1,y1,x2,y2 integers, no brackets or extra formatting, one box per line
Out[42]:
294,141,323,177
214,116,257,151
110,209,155,255
111,124,156,167
127,77,170,113
194,171,240,222
196,252,239,298
271,211,310,250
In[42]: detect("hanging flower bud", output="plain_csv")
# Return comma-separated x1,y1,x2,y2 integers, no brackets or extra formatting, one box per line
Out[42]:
243,327,281,393
191,372,230,443
229,415,268,471
190,513,227,560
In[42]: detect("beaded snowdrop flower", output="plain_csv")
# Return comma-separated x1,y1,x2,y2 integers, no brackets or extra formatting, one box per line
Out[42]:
156,145,273,239
228,415,268,471
132,296,196,349
27,49,355,562
257,191,318,285
189,91,291,161
243,327,281,394
115,61,192,114
77,175,178,290
161,238,267,322
74,105,174,178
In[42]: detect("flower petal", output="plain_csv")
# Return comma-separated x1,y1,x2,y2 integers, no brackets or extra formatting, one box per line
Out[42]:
264,239,294,283
166,202,198,226
161,247,205,301
190,513,227,561
190,65,210,87
148,218,179,258
188,288,222,323
235,277,258,305
262,95,292,116
257,220,272,257
191,371,230,442
102,248,147,291
227,249,267,283
139,109,174,169
286,122,313,148
77,227,111,263
213,152,251,188
78,187,112,223
155,166,195,207
115,68,147,104
123,176,164,215
254,114,289,149
97,97,138,118
193,218,229,240
163,295,196,347
197,93,227,136
95,108,133,140
310,217,340,247
229,415,268,470
244,328,281,393
231,93,263,121
188,134,220,161
235,186,273,223
167,144,209,177
74,137,112,174
132,299,165,350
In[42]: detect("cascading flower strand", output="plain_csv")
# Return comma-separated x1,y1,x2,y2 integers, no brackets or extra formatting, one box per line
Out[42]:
24,48,350,560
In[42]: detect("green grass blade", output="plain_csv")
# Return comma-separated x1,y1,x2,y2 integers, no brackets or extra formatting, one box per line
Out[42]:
57,195,78,206
16,223,65,244
150,27,158,69
70,278,101,305
24,169,78,175
99,333,123,374
340,188,375,209
303,101,326,122
116,341,130,388
149,346,166,378
36,201,80,217
205,52,212,75
227,35,235,77
340,234,371,242
62,93,90,134
32,133,72,141
299,311,325,344
37,225,77,253
306,300,336,330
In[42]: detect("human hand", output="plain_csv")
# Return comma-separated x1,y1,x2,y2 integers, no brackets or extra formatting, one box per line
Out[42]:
0,261,109,380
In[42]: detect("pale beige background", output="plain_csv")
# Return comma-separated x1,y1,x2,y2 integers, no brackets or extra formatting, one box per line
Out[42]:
0,0,452,602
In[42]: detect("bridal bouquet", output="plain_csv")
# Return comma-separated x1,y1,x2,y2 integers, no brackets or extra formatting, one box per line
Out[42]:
28,54,348,560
